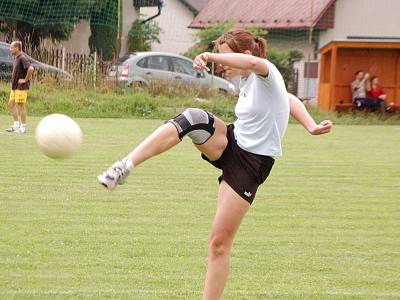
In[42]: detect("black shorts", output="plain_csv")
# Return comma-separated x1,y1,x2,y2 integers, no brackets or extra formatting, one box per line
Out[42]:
202,124,275,204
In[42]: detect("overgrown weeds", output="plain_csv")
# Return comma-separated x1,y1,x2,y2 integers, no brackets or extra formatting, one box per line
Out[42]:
0,80,399,124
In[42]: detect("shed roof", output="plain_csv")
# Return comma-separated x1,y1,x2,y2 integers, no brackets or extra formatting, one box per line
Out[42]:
181,0,209,15
320,39,400,53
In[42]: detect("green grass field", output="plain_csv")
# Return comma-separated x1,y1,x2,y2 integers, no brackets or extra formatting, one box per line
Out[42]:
0,115,399,299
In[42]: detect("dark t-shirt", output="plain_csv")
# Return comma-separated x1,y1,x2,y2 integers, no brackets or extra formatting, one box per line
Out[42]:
11,53,31,90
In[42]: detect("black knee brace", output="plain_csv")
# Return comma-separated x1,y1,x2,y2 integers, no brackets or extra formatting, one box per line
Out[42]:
167,108,215,144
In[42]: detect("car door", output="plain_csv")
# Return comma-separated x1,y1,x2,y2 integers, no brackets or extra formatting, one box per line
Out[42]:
141,55,174,83
170,57,207,88
0,46,13,80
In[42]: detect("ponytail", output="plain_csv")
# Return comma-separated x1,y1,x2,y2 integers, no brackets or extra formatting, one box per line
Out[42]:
254,37,267,58
214,30,267,58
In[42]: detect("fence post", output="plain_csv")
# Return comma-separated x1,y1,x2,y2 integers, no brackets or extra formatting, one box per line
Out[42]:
62,47,66,71
94,51,97,89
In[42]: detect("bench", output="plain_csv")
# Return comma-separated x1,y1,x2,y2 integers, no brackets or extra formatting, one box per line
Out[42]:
335,100,400,113
389,104,400,112
335,102,354,112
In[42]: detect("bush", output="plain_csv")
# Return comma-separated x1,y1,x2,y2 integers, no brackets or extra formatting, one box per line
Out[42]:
267,48,303,91
0,81,235,120
127,17,161,52
1,81,398,125
183,22,234,59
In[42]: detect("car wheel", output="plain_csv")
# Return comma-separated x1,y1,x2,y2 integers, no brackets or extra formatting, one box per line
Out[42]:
132,81,146,92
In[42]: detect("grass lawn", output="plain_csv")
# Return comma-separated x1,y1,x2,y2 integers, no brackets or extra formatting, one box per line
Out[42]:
0,115,399,299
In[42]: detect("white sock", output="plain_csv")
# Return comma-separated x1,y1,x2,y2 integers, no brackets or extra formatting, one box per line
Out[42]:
20,123,26,129
123,157,134,171
13,121,20,127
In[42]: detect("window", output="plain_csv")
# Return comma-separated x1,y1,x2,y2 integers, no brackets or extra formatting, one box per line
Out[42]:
136,58,147,68
171,58,197,76
118,54,135,64
0,47,11,59
145,55,170,71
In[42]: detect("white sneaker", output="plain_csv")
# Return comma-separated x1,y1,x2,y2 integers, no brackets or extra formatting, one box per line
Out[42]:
18,127,26,134
5,125,19,132
97,160,131,190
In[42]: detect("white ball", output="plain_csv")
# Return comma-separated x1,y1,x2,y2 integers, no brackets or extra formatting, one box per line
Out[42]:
35,114,83,159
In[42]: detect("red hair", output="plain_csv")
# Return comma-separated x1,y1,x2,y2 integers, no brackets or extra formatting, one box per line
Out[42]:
214,29,267,58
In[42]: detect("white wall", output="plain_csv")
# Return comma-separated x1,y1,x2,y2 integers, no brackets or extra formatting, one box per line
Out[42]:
59,21,91,54
294,60,319,100
319,0,400,47
120,0,140,56
141,0,199,54
51,0,140,56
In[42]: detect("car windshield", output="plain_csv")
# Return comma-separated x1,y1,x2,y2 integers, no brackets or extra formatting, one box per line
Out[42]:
0,46,12,59
118,54,136,64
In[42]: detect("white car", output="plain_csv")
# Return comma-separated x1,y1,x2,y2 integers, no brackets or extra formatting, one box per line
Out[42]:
107,51,236,95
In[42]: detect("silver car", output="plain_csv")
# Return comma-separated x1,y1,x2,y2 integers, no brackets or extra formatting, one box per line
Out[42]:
107,51,236,94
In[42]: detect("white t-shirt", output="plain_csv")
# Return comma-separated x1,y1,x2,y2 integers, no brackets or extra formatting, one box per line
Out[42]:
233,60,289,157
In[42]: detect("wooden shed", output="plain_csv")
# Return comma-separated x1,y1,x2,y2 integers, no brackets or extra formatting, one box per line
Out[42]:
317,40,400,111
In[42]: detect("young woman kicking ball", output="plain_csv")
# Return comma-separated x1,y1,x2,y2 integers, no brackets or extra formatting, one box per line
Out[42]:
98,29,332,300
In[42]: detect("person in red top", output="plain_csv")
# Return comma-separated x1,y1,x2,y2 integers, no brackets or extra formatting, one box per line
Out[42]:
368,76,386,100
367,76,394,112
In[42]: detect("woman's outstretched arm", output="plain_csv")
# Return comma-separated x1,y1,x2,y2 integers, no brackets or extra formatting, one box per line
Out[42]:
289,93,333,135
193,52,269,76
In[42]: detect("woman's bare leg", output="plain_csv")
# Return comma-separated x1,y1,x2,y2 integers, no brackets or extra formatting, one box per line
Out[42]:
202,181,250,300
195,117,227,161
98,113,228,189
126,123,180,167
127,116,228,167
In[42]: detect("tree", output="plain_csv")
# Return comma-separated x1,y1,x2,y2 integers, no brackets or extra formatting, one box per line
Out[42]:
0,0,118,54
0,20,74,49
183,23,303,91
183,22,234,59
89,25,117,60
183,23,269,59
88,0,119,60
127,17,161,52
267,48,303,91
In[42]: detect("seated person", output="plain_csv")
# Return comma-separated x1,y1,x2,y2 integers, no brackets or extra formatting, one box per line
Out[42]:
368,76,386,98
351,71,383,111
367,76,391,112
351,70,369,107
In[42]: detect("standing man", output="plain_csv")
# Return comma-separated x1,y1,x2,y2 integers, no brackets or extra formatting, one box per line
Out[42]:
6,41,34,133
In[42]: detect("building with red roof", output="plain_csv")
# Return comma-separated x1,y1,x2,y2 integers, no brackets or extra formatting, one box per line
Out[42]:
190,0,335,31
189,0,400,101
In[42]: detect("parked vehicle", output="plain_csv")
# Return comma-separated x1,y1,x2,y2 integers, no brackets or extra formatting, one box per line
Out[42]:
107,51,236,95
0,42,72,81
